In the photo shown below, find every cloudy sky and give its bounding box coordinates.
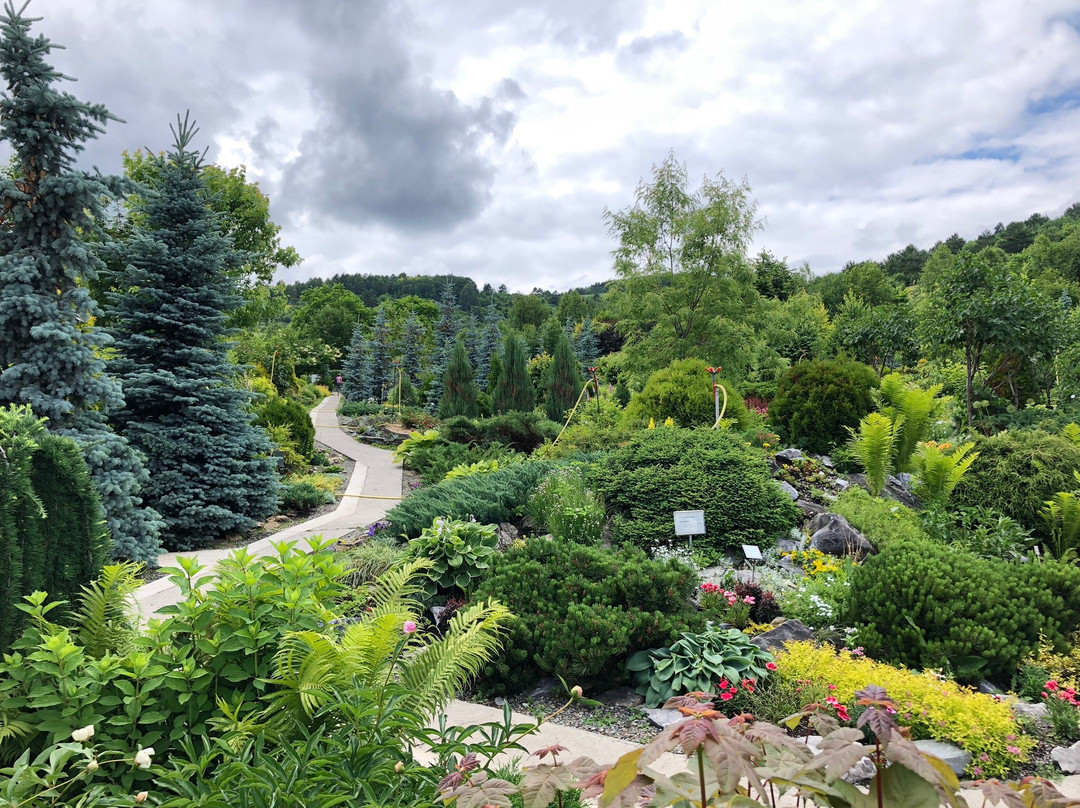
[24,0,1080,291]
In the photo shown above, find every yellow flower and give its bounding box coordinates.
[648,417,655,429]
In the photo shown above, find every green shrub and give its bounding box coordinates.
[589,429,798,555]
[537,394,630,458]
[626,625,775,707]
[339,400,386,418]
[441,412,561,454]
[473,539,701,692]
[830,486,930,551]
[406,517,498,600]
[340,540,405,587]
[953,429,1080,536]
[279,481,333,510]
[768,358,878,455]
[625,359,750,429]
[256,395,315,460]
[850,539,1080,681]
[528,466,606,545]
[0,406,109,650]
[386,461,557,539]
[405,439,515,486]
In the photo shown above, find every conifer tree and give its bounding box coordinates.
[0,5,162,562]
[477,298,502,390]
[107,115,278,551]
[368,303,393,402]
[439,338,479,418]
[400,312,425,384]
[576,318,599,366]
[342,322,372,401]
[493,334,535,414]
[425,279,459,412]
[487,351,503,397]
[544,332,584,422]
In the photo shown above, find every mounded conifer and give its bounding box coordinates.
[107,115,278,551]
[0,5,162,562]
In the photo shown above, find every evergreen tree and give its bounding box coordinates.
[341,322,372,401]
[576,318,599,367]
[487,351,503,397]
[477,298,502,391]
[464,313,483,372]
[493,334,535,414]
[0,5,162,562]
[369,303,393,402]
[400,312,425,384]
[540,316,564,357]
[107,116,278,552]
[544,332,584,422]
[439,338,479,418]
[425,279,460,412]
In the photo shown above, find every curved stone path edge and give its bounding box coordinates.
[134,394,402,617]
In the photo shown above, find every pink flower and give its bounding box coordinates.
[742,596,756,605]
[403,620,417,634]
[765,661,778,672]
[825,696,839,707]
[720,691,734,701]
[718,679,730,690]
[827,684,837,691]
[836,706,850,721]
[1007,746,1022,755]
[1047,680,1059,691]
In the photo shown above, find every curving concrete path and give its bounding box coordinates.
[134,394,402,617]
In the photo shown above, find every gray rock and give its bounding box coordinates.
[749,619,815,653]
[430,606,447,626]
[495,522,520,551]
[778,481,800,500]
[1052,741,1080,774]
[891,472,913,489]
[814,455,835,469]
[807,513,874,559]
[913,740,972,776]
[805,736,877,783]
[644,708,683,728]
[774,448,804,464]
[845,473,918,509]
[525,677,561,700]
[595,686,644,708]
[777,537,801,553]
[796,499,826,518]
[832,478,850,491]
[494,697,506,707]
[1011,701,1048,720]
[978,680,1003,695]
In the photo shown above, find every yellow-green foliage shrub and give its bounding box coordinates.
[775,642,1032,777]
[286,472,342,496]
[831,486,930,550]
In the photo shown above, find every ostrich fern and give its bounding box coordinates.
[849,412,903,496]
[910,441,978,507]
[269,559,510,724]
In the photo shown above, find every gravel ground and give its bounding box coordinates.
[501,691,659,745]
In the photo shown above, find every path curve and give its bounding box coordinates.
[134,394,401,617]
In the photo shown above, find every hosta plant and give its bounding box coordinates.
[406,517,498,600]
[626,625,775,708]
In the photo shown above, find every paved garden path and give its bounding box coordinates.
[134,394,402,617]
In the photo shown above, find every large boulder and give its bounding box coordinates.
[774,448,804,464]
[750,619,814,653]
[913,740,971,776]
[844,473,918,509]
[807,512,874,559]
[1052,741,1080,774]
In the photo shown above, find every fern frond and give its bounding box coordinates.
[73,562,142,658]
[365,557,430,621]
[270,630,343,717]
[1042,492,1080,560]
[1063,423,1080,446]
[400,598,511,716]
[849,413,902,496]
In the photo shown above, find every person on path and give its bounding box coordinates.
[335,374,343,391]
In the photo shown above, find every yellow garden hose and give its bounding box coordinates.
[712,383,729,429]
[552,379,599,446]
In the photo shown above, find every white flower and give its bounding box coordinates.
[71,725,95,743]
[133,747,155,769]
[86,758,99,773]
[135,792,149,804]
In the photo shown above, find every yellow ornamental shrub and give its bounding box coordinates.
[775,642,1031,778]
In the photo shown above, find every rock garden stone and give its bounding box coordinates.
[1052,741,1080,774]
[595,686,644,708]
[912,740,971,776]
[807,512,873,559]
[1010,700,1048,719]
[495,522,520,551]
[832,478,849,491]
[778,480,800,500]
[795,499,826,518]
[644,707,684,728]
[749,619,814,653]
[805,736,876,783]
[774,448,804,464]
[845,473,918,508]
[525,677,561,700]
[813,454,835,468]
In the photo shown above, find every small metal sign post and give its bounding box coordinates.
[742,544,763,582]
[674,510,706,552]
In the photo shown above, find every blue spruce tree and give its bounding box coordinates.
[368,303,393,402]
[342,322,373,402]
[424,278,459,412]
[0,5,162,562]
[576,317,599,367]
[400,312,425,384]
[106,115,279,552]
[476,297,502,391]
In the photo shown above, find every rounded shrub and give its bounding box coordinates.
[952,429,1080,536]
[255,395,315,460]
[850,539,1080,682]
[589,428,799,555]
[768,358,878,455]
[625,359,750,429]
[473,539,701,692]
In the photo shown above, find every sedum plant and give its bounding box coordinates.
[406,517,498,600]
[626,625,775,708]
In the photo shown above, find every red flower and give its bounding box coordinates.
[720,691,734,701]
[765,662,778,672]
[1047,680,1059,691]
[718,679,730,690]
